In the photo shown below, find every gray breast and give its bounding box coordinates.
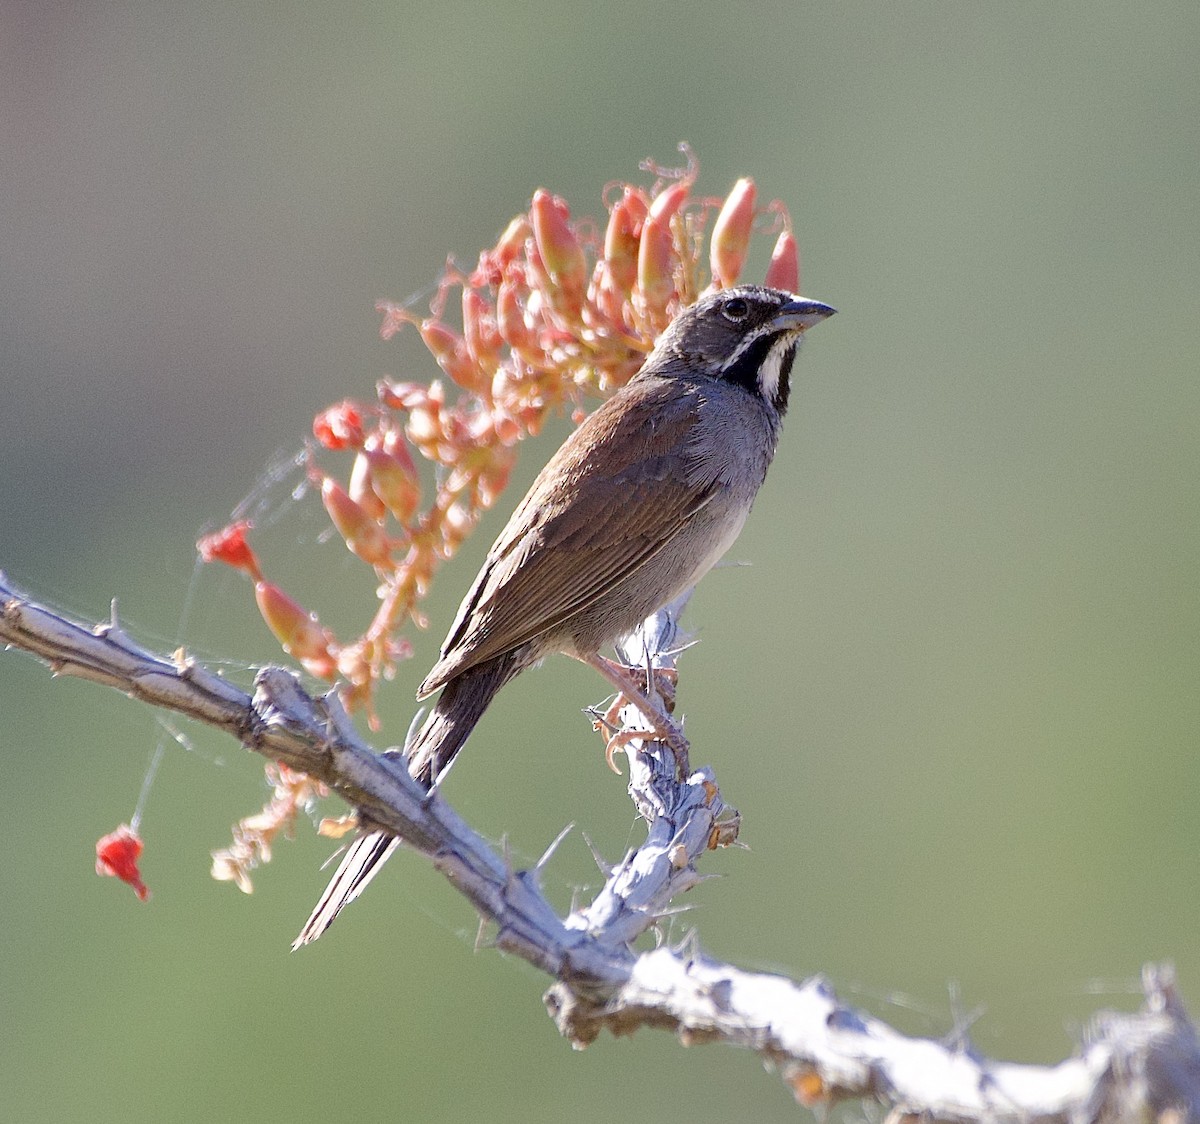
[563,378,780,655]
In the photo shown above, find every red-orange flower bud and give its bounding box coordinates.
[494,215,531,270]
[531,189,587,316]
[522,239,553,300]
[439,502,475,556]
[490,408,522,446]
[378,380,427,411]
[472,215,532,287]
[254,581,336,677]
[320,477,391,566]
[764,230,800,293]
[647,180,689,224]
[637,209,677,326]
[603,188,648,293]
[462,289,502,369]
[417,318,455,362]
[363,440,421,524]
[348,452,387,520]
[476,451,515,508]
[519,402,546,436]
[406,401,441,448]
[381,427,416,474]
[496,279,535,352]
[418,319,487,394]
[197,521,262,581]
[710,177,757,289]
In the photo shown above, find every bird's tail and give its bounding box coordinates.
[291,656,516,949]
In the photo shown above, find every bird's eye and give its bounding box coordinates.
[721,296,750,322]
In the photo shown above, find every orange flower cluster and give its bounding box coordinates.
[199,152,802,730]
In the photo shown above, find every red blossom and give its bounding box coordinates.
[197,521,262,580]
[312,401,366,450]
[95,824,150,902]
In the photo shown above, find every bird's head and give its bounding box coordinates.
[651,285,835,415]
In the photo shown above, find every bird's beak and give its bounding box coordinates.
[774,298,836,332]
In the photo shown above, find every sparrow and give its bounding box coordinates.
[293,284,834,947]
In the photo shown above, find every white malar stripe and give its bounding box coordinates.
[719,327,759,372]
[757,334,795,406]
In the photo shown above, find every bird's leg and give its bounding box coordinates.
[645,664,678,710]
[581,653,691,778]
[594,661,676,725]
[598,654,680,711]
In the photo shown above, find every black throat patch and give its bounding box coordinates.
[719,334,798,416]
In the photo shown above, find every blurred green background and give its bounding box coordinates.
[3,3,1198,1120]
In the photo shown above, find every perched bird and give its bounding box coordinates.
[293,284,834,947]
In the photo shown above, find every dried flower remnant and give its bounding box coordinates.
[211,765,326,894]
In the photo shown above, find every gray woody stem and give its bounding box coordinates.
[2,571,1198,1121]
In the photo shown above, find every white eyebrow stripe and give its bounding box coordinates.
[721,318,776,368]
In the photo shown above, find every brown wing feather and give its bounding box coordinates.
[419,374,709,695]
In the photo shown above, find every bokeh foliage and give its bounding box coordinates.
[2,3,1198,1121]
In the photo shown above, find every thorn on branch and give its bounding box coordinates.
[536,823,575,874]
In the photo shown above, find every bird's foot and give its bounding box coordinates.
[584,654,691,779]
[602,726,691,777]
